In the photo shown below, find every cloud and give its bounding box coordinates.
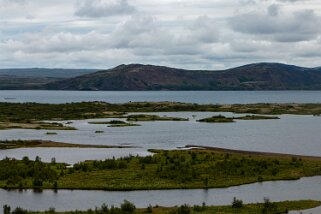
[229,6,321,42]
[75,0,136,17]
[2,0,321,69]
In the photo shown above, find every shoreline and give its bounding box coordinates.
[184,145,321,161]
[0,140,137,150]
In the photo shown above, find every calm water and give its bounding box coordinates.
[1,112,321,163]
[1,90,321,104]
[1,91,321,213]
[0,176,321,213]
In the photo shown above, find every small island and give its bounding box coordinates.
[89,120,140,127]
[0,121,76,130]
[234,115,280,120]
[127,114,189,122]
[197,115,234,123]
[198,114,280,123]
[0,140,134,150]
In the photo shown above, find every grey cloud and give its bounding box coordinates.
[276,0,301,2]
[230,7,321,42]
[267,4,280,16]
[75,0,136,18]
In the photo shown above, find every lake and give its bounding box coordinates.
[1,176,321,213]
[1,112,321,163]
[1,90,321,104]
[1,90,321,213]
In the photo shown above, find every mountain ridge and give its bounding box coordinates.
[44,62,321,91]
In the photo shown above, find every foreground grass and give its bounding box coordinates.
[1,149,321,190]
[5,200,321,214]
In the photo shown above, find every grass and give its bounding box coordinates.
[0,121,76,130]
[197,115,234,123]
[46,132,57,135]
[8,200,321,214]
[0,140,134,150]
[0,102,321,126]
[1,148,321,190]
[234,115,280,120]
[89,120,141,127]
[198,114,280,123]
[126,114,189,122]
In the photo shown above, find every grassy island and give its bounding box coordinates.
[0,102,320,125]
[198,114,280,123]
[89,120,140,127]
[1,148,321,190]
[4,200,321,214]
[0,140,134,150]
[234,115,280,120]
[197,115,234,123]
[0,121,76,131]
[126,114,189,122]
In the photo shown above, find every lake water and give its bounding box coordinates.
[0,176,321,213]
[1,91,321,213]
[1,90,321,104]
[1,112,321,163]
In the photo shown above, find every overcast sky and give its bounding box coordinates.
[1,0,321,69]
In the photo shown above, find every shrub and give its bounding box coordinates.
[232,197,243,208]
[121,200,136,213]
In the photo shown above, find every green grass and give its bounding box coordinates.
[89,120,127,125]
[234,115,280,120]
[89,120,140,127]
[8,200,321,214]
[46,132,57,135]
[126,114,189,122]
[197,115,234,123]
[2,149,321,190]
[198,114,280,123]
[0,102,321,124]
[0,140,132,150]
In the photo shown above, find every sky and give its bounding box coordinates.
[0,0,321,70]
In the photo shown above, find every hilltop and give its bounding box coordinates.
[45,63,321,90]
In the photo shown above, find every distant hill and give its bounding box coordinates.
[0,68,98,78]
[0,68,98,89]
[44,63,321,90]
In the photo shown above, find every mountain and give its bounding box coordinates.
[44,63,321,90]
[0,68,98,78]
[0,68,98,89]
[0,75,62,90]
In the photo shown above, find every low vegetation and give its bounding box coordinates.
[1,149,321,190]
[89,120,140,127]
[0,121,76,131]
[126,114,188,122]
[0,140,133,150]
[198,114,280,123]
[0,102,320,125]
[3,199,321,214]
[197,115,234,123]
[234,115,280,120]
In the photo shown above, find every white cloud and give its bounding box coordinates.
[1,0,321,69]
